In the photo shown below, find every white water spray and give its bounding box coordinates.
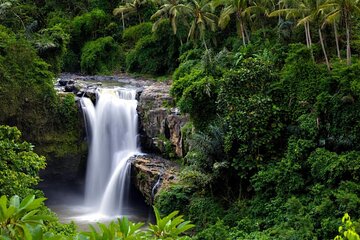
[81,88,139,217]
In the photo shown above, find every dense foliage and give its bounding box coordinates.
[0,126,45,197]
[1,0,360,239]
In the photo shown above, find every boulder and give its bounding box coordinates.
[131,155,178,204]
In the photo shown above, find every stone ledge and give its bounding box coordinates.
[130,155,179,205]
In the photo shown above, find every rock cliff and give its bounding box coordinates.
[138,84,189,158]
[131,155,179,204]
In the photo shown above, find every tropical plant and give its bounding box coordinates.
[0,0,27,30]
[77,208,194,240]
[0,125,46,197]
[321,0,360,65]
[272,0,331,69]
[150,0,183,35]
[217,0,255,46]
[176,0,218,49]
[33,24,70,73]
[78,217,145,240]
[270,0,314,48]
[0,195,54,239]
[80,36,124,74]
[113,0,149,26]
[148,206,194,239]
[334,213,360,240]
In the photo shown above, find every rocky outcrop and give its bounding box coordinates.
[131,155,179,204]
[138,84,189,157]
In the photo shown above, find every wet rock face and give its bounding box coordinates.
[131,155,178,204]
[138,84,189,157]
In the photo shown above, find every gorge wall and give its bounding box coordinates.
[40,76,187,203]
[137,84,189,158]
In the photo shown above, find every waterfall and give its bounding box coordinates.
[80,87,139,216]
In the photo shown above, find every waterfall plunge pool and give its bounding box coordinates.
[39,180,152,231]
[40,87,154,230]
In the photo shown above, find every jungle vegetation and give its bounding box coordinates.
[0,0,360,239]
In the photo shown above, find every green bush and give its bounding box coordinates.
[308,149,360,186]
[171,68,204,102]
[125,20,179,75]
[217,58,283,179]
[125,35,160,74]
[34,24,70,74]
[0,126,46,197]
[154,185,192,216]
[188,196,224,230]
[122,22,153,49]
[334,213,360,240]
[178,76,218,128]
[280,44,327,120]
[71,8,109,42]
[0,195,55,239]
[172,60,201,81]
[81,36,124,74]
[78,207,194,240]
[193,220,231,240]
[0,26,57,138]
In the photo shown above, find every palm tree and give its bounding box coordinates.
[270,0,318,48]
[113,0,148,28]
[271,0,334,69]
[151,0,184,34]
[177,0,218,49]
[298,0,331,70]
[247,0,277,36]
[217,0,253,46]
[321,0,360,65]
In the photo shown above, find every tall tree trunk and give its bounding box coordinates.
[244,26,250,44]
[305,24,310,48]
[319,28,330,71]
[307,22,312,47]
[203,37,209,51]
[345,13,351,65]
[334,22,341,59]
[239,20,246,46]
[121,12,125,30]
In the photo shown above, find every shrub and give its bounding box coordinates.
[0,126,46,197]
[125,35,161,74]
[193,220,231,240]
[148,206,194,239]
[334,213,360,240]
[0,195,55,239]
[122,22,153,49]
[71,8,109,43]
[172,60,201,81]
[125,20,179,75]
[80,36,124,74]
[78,207,194,240]
[217,58,283,179]
[0,26,57,137]
[178,76,218,128]
[154,185,192,216]
[188,196,224,230]
[34,24,70,74]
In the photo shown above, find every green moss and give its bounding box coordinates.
[36,131,86,158]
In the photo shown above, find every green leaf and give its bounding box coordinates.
[19,195,35,209]
[9,195,20,209]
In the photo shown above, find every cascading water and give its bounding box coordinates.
[81,87,140,217]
